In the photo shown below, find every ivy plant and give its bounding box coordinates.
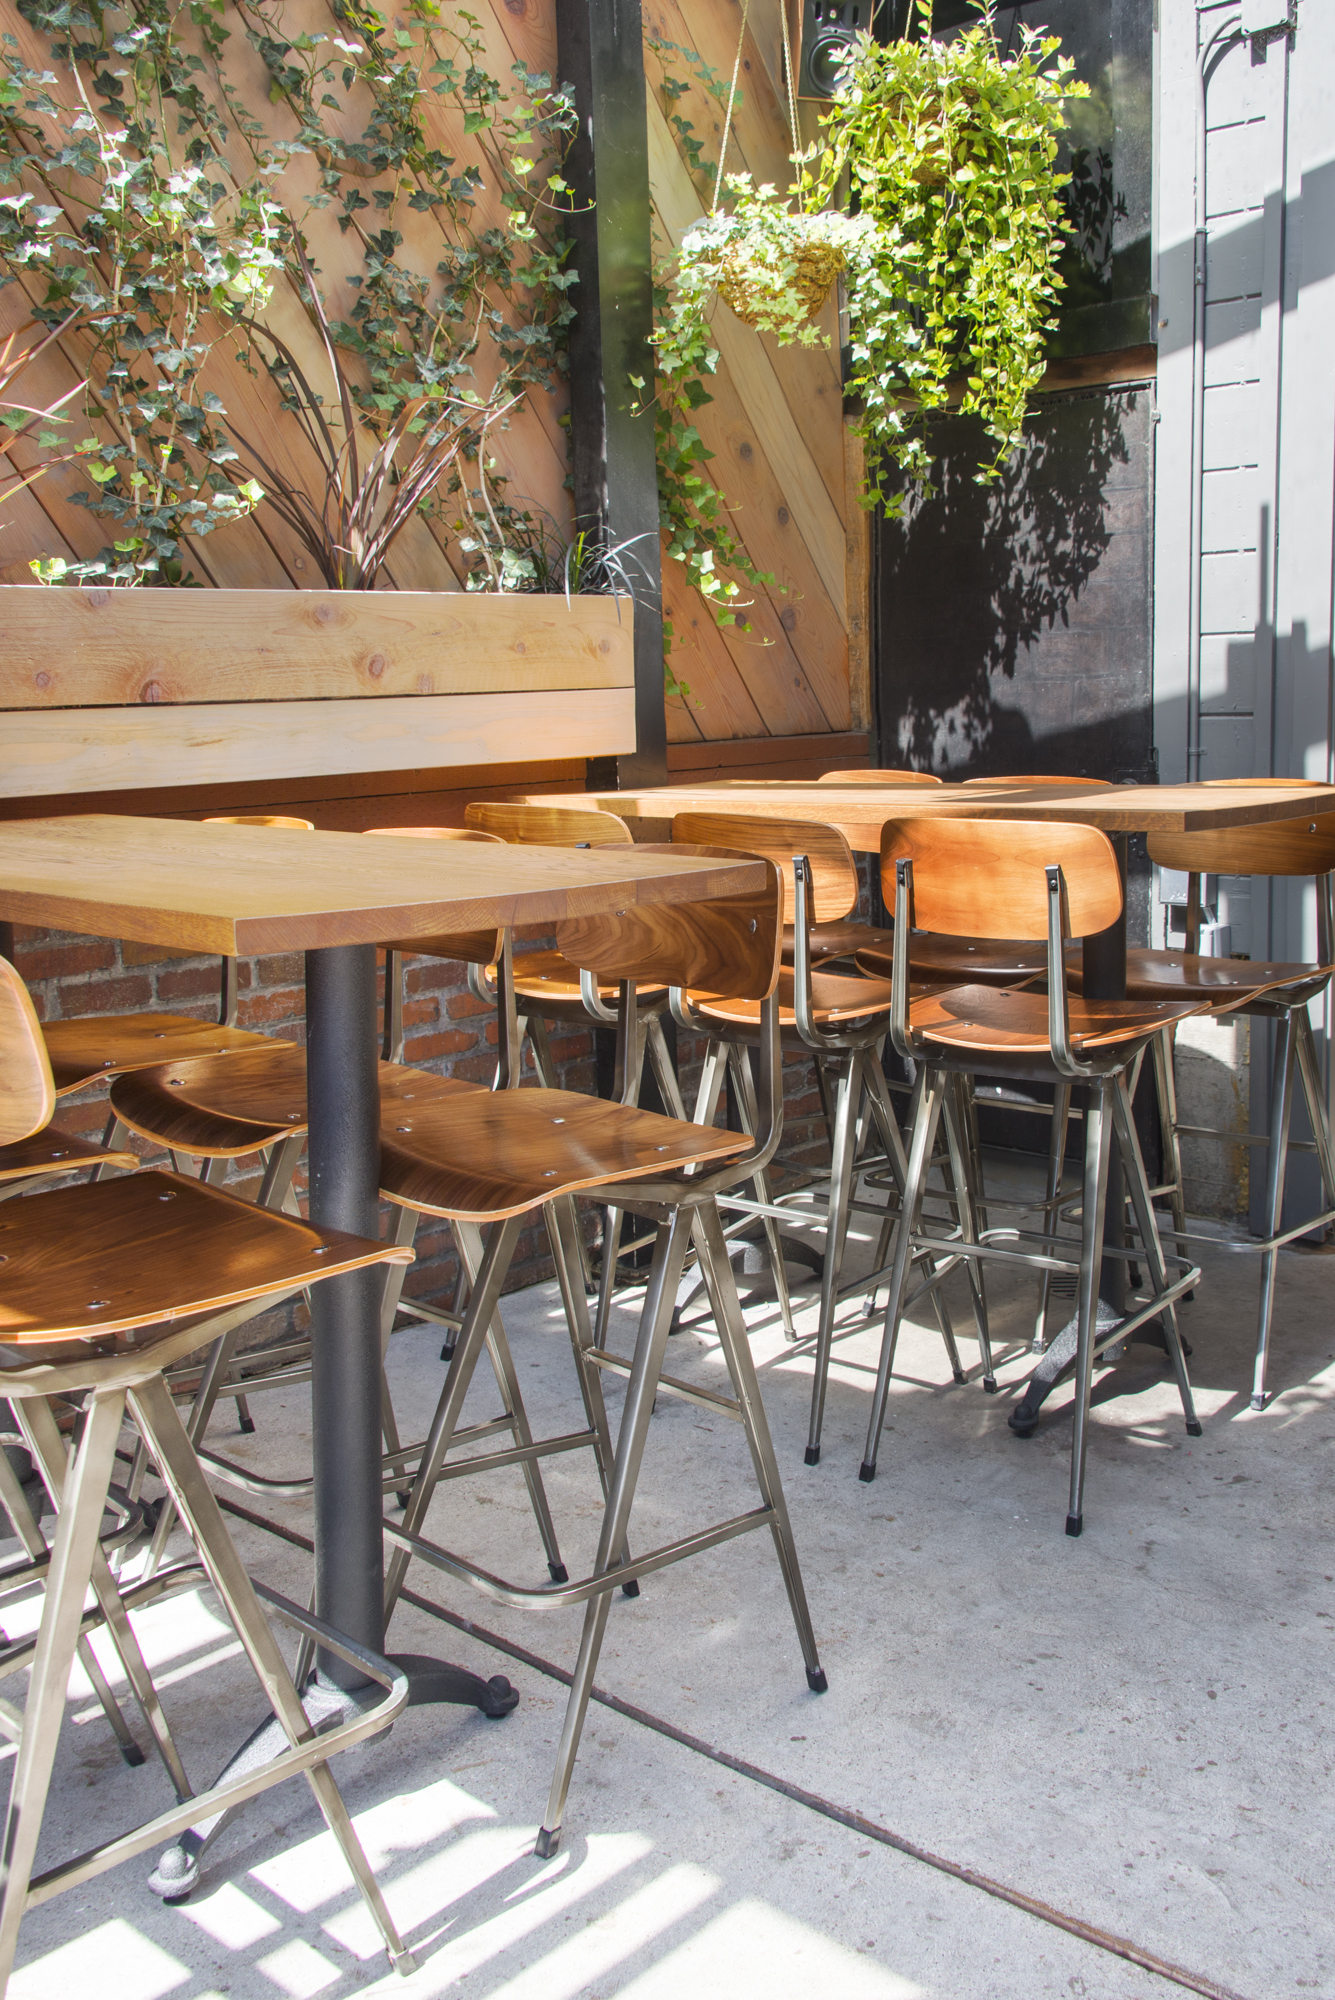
[0,0,577,585]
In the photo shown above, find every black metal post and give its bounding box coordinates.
[558,0,666,788]
[304,943,383,1686]
[1081,834,1128,1312]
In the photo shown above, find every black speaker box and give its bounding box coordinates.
[796,0,866,99]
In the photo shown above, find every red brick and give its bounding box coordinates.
[254,953,304,987]
[237,988,305,1027]
[445,989,494,1021]
[69,974,154,1014]
[400,1028,475,1062]
[156,965,224,1003]
[17,939,117,982]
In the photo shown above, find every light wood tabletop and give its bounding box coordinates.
[527,780,1335,851]
[0,815,769,956]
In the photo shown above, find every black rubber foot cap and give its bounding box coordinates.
[534,1826,560,1860]
[952,1368,967,1385]
[983,1377,998,1394]
[119,1742,146,1768]
[621,1578,640,1599]
[549,1562,569,1584]
[806,1666,829,1694]
[1251,1393,1267,1411]
[440,1341,455,1364]
[1008,1406,1038,1438]
[804,1445,821,1467]
[858,1460,876,1483]
[1065,1513,1083,1538]
[238,1415,256,1435]
[1186,1422,1203,1437]
[482,1675,519,1719]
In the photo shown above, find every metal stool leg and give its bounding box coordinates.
[535,1208,695,1858]
[727,1041,797,1340]
[16,1397,193,1799]
[1066,1081,1113,1538]
[1110,1077,1201,1438]
[1033,1082,1072,1353]
[129,1375,411,1973]
[0,1390,129,1992]
[1150,1026,1190,1272]
[942,1076,994,1389]
[859,1066,948,1481]
[804,1048,866,1462]
[697,1203,826,1688]
[1253,1012,1297,1410]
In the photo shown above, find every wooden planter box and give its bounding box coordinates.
[0,587,635,800]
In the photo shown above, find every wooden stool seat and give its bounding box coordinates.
[785,916,895,964]
[696,963,906,1030]
[858,936,1046,984]
[907,983,1204,1064]
[0,1127,137,1185]
[1092,946,1324,1009]
[42,1015,290,1095]
[0,1168,404,1343]
[111,1049,479,1159]
[508,945,668,1008]
[379,1085,748,1222]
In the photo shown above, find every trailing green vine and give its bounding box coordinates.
[804,2,1085,503]
[639,36,776,678]
[0,0,577,584]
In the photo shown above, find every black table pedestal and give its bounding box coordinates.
[148,944,515,1902]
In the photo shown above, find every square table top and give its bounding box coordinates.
[527,780,1335,851]
[0,815,769,956]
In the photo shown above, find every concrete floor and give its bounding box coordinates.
[7,1153,1335,2000]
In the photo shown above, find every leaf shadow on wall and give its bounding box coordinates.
[877,389,1133,775]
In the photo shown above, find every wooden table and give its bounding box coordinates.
[525,778,1335,851]
[0,816,767,1695]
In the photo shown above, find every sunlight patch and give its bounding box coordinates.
[10,1918,190,1999]
[614,1898,925,1998]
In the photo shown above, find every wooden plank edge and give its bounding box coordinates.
[0,689,637,799]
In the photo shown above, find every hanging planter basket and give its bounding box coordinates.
[678,181,875,347]
[717,216,847,329]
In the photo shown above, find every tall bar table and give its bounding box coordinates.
[0,816,768,1873]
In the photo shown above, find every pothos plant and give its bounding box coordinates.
[803,1,1087,505]
[0,0,577,585]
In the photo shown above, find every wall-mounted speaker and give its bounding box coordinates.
[797,0,865,100]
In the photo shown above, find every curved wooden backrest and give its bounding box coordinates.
[1203,776,1332,786]
[671,812,857,924]
[817,768,944,786]
[555,845,782,1001]
[0,957,55,1146]
[959,775,1112,789]
[363,823,503,963]
[1149,813,1335,879]
[203,813,316,829]
[465,801,633,846]
[364,825,503,842]
[880,818,1122,941]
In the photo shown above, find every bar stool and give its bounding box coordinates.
[0,956,415,1984]
[462,801,681,1105]
[671,814,990,1458]
[374,848,826,1856]
[364,825,507,1065]
[959,776,1113,788]
[106,1043,573,1578]
[1079,810,1335,1409]
[859,816,1206,1534]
